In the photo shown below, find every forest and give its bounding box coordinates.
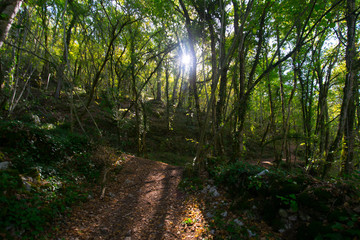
[0,0,359,239]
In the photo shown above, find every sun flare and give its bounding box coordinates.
[181,54,192,67]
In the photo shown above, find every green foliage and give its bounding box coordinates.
[0,120,101,239]
[182,218,195,226]
[178,176,203,192]
[148,151,192,167]
[276,194,298,212]
[210,161,266,196]
[211,159,360,238]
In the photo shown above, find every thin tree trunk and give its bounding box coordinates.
[156,57,162,101]
[165,62,170,130]
[55,0,75,99]
[171,64,181,107]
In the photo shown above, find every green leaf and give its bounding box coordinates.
[331,222,344,231]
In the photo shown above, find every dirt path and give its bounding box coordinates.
[55,155,207,240]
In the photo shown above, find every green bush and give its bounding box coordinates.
[0,120,101,239]
[210,159,360,238]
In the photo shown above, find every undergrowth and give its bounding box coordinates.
[0,120,103,239]
[208,160,360,239]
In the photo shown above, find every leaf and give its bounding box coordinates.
[331,222,344,231]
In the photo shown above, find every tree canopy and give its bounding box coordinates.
[0,0,359,177]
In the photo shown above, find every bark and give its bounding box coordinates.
[156,58,162,101]
[55,12,76,99]
[315,44,338,166]
[171,64,181,106]
[40,1,50,86]
[215,0,228,155]
[178,0,201,128]
[0,0,23,49]
[165,62,170,130]
[324,0,357,176]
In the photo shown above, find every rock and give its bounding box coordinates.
[353,206,360,213]
[234,218,244,226]
[124,179,134,185]
[256,169,269,177]
[109,192,116,197]
[21,176,32,191]
[279,209,288,218]
[247,229,256,237]
[23,181,31,191]
[221,211,227,217]
[279,228,285,233]
[32,114,41,125]
[0,161,10,170]
[288,215,297,221]
[285,223,292,230]
[206,212,214,218]
[208,186,220,197]
[299,211,310,221]
[87,194,93,199]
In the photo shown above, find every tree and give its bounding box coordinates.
[0,0,23,49]
[324,0,358,176]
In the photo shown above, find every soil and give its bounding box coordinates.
[54,155,210,240]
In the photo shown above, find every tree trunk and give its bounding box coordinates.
[156,58,162,101]
[0,0,23,49]
[165,62,170,130]
[54,2,76,99]
[171,64,181,107]
[178,0,201,128]
[324,0,357,177]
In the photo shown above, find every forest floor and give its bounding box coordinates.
[52,154,279,240]
[53,155,209,240]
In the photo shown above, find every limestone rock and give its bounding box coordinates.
[0,161,10,170]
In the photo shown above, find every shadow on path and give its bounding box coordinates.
[55,156,185,240]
